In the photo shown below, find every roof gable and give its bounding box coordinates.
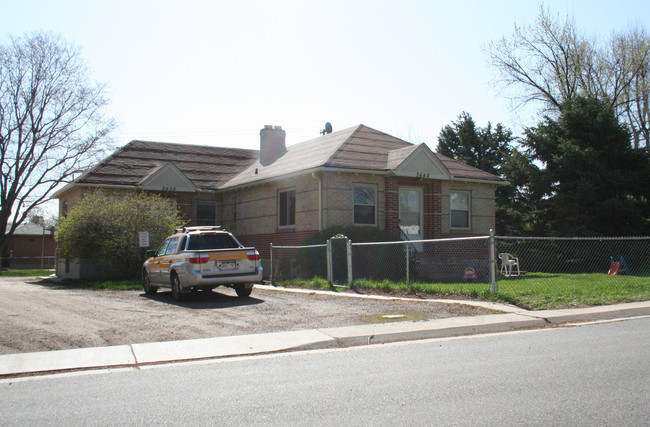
[139,162,197,192]
[389,144,451,179]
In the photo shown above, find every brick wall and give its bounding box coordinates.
[8,235,56,268]
[321,171,385,230]
[385,177,495,239]
[385,176,440,239]
[439,181,496,236]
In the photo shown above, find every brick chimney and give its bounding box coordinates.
[259,125,286,166]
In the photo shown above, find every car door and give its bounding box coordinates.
[158,237,180,284]
[149,238,171,284]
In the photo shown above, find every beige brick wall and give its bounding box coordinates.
[220,171,387,237]
[221,173,321,236]
[321,171,385,230]
[439,181,496,235]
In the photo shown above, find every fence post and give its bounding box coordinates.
[270,243,274,285]
[326,238,332,284]
[489,229,497,294]
[346,238,352,285]
[405,242,410,285]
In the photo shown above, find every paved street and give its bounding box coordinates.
[2,316,648,425]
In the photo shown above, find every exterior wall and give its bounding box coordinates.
[6,234,56,269]
[439,181,496,236]
[384,177,496,239]
[321,171,385,231]
[56,186,211,225]
[220,171,388,258]
[385,176,440,239]
[220,173,322,259]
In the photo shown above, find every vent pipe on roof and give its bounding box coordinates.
[260,125,286,166]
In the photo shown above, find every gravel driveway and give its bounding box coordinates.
[0,276,491,355]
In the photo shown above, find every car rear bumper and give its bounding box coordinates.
[181,266,263,289]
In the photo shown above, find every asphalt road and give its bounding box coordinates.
[2,316,648,425]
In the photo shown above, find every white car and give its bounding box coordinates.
[142,226,263,301]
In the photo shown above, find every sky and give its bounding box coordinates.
[1,0,648,153]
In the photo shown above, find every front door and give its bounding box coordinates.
[399,187,423,251]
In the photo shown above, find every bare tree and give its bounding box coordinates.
[486,7,650,148]
[0,32,115,255]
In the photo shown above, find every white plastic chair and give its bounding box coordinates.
[499,253,520,277]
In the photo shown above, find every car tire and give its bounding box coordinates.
[171,272,185,302]
[143,271,158,295]
[235,284,253,298]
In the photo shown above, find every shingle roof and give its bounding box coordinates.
[61,125,503,196]
[74,140,259,191]
[435,153,505,182]
[223,125,503,188]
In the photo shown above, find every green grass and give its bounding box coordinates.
[277,273,650,310]
[0,269,54,277]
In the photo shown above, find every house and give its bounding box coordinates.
[53,124,504,278]
[1,222,56,269]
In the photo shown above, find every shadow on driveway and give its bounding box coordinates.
[140,289,264,309]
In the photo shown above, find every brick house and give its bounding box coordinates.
[2,222,56,269]
[53,124,504,278]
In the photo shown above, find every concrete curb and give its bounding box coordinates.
[1,301,649,378]
[316,313,547,347]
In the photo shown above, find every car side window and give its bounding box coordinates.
[156,239,170,257]
[165,237,180,255]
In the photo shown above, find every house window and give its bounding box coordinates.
[354,185,376,225]
[279,189,296,227]
[450,191,470,229]
[196,194,216,226]
[233,198,237,223]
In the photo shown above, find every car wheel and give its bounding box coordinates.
[235,284,253,298]
[171,272,185,302]
[143,271,158,295]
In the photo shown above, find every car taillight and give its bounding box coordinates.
[189,254,210,264]
[247,250,260,261]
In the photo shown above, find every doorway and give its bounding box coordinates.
[399,187,423,251]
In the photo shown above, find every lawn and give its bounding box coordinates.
[277,273,650,310]
[0,269,54,277]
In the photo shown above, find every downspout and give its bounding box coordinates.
[312,172,322,231]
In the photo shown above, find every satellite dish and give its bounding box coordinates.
[320,122,333,135]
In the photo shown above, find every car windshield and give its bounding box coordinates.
[186,233,239,250]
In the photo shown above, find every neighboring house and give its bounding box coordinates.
[1,223,56,269]
[53,124,505,278]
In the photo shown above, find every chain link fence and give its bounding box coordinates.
[494,235,650,284]
[271,233,650,294]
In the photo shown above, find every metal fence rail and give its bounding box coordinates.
[270,232,650,294]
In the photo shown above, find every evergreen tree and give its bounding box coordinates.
[520,96,649,236]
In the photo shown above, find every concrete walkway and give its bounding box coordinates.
[1,293,649,378]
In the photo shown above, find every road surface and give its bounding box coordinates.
[1,316,648,425]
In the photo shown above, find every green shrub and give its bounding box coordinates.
[57,191,185,279]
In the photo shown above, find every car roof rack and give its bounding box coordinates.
[175,226,224,233]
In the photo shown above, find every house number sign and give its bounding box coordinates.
[416,172,430,179]
[161,186,177,192]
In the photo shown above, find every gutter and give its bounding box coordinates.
[312,172,322,231]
